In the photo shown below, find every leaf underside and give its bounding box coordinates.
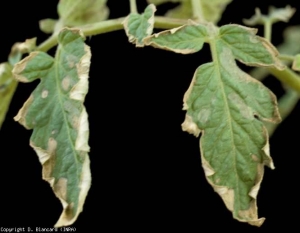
[146,22,282,226]
[12,28,91,227]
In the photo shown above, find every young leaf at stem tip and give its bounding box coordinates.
[12,28,91,227]
[123,4,156,47]
[146,22,283,226]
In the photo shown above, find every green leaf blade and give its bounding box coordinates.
[145,23,208,54]
[183,53,279,226]
[219,25,284,69]
[181,23,281,226]
[13,28,91,227]
[123,4,156,47]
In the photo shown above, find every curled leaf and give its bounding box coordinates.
[123,4,156,47]
[13,28,91,227]
[0,38,36,129]
[9,38,36,66]
[145,21,208,53]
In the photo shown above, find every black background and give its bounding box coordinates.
[1,0,300,231]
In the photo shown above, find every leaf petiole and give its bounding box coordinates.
[191,0,205,22]
[264,19,272,41]
[129,0,138,13]
[37,16,187,52]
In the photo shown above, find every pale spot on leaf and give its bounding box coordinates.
[67,55,77,68]
[180,22,281,227]
[54,178,68,201]
[42,90,48,98]
[62,76,71,91]
[251,154,259,162]
[198,108,210,124]
[13,29,91,228]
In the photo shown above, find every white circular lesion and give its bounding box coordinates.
[42,89,49,98]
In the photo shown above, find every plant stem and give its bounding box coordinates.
[264,20,272,41]
[249,67,269,81]
[79,18,126,36]
[37,17,187,52]
[37,34,58,52]
[36,15,300,100]
[269,67,300,95]
[279,54,295,62]
[154,16,187,29]
[129,0,138,13]
[191,0,204,22]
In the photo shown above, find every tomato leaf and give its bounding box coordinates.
[12,28,91,227]
[123,4,156,47]
[146,22,283,226]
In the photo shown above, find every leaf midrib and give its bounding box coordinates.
[211,40,241,214]
[54,46,79,182]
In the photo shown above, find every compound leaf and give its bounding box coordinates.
[12,28,91,227]
[123,4,156,47]
[147,23,282,226]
